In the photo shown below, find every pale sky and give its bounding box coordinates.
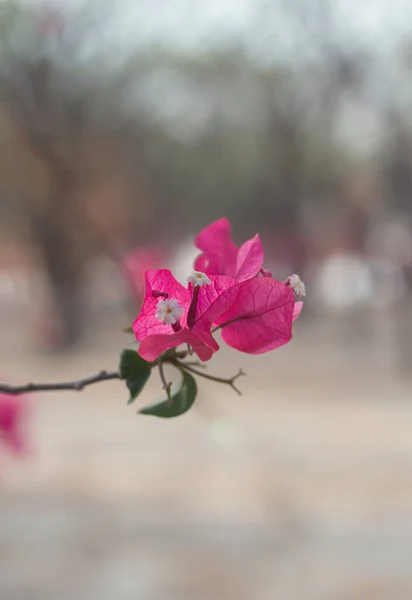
[112,0,412,60]
[19,0,412,58]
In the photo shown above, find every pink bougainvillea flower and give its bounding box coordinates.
[214,277,298,354]
[0,392,27,455]
[132,222,305,360]
[194,218,265,282]
[132,269,239,362]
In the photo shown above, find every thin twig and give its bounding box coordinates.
[0,348,186,397]
[177,363,245,395]
[158,359,172,402]
[0,371,121,395]
[181,360,206,368]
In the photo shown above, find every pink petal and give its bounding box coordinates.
[0,393,26,454]
[235,234,264,282]
[138,328,217,362]
[191,329,220,356]
[132,270,191,341]
[293,301,303,322]
[195,218,238,277]
[216,278,295,354]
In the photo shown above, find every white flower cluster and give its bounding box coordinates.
[155,298,184,325]
[187,271,212,287]
[288,274,306,297]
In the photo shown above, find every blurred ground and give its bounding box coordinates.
[1,311,412,600]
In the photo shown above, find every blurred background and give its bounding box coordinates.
[1,0,412,598]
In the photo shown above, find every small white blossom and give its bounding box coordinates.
[187,270,212,287]
[287,274,306,297]
[155,298,184,325]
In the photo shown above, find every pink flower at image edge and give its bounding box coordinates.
[0,392,28,455]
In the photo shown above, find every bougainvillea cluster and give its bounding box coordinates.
[122,218,306,417]
[133,218,304,361]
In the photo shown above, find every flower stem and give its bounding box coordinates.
[181,360,206,368]
[187,286,200,329]
[158,358,172,402]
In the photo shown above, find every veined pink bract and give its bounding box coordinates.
[215,277,296,354]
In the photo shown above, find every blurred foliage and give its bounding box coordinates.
[0,0,412,346]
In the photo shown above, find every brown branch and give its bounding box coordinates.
[0,371,121,395]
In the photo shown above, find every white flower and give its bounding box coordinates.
[155,298,184,325]
[287,274,306,297]
[187,270,212,287]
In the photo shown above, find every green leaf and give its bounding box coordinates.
[123,326,133,334]
[119,349,152,404]
[139,370,197,418]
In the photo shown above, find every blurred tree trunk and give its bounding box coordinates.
[30,188,85,350]
[2,59,90,349]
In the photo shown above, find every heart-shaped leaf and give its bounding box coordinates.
[119,349,152,404]
[139,370,197,418]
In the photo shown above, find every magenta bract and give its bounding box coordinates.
[215,277,296,354]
